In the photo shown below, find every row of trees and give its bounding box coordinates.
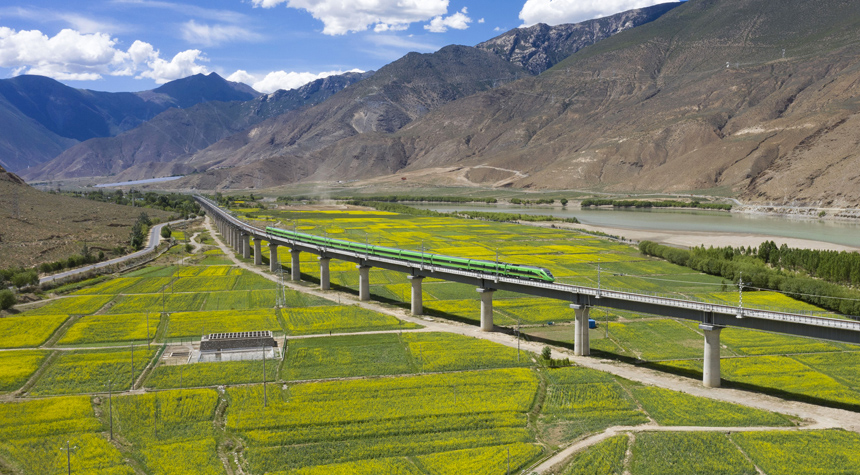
[639,241,860,316]
[74,190,201,217]
[341,195,498,204]
[582,199,732,211]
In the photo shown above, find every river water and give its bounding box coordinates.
[410,204,860,248]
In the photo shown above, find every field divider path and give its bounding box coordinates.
[203,217,860,433]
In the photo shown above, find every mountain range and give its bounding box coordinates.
[10,0,860,206]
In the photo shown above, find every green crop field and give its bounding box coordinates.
[562,435,628,475]
[283,333,415,380]
[605,319,706,361]
[165,309,282,338]
[147,359,279,389]
[0,350,50,392]
[29,347,159,395]
[631,386,792,427]
[227,368,539,473]
[25,295,113,315]
[107,293,207,314]
[0,314,68,348]
[631,432,757,474]
[732,430,860,475]
[57,312,161,345]
[403,332,531,372]
[0,396,132,474]
[282,305,420,335]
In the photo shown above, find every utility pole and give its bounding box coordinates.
[737,271,745,319]
[262,343,268,407]
[130,345,135,390]
[146,313,151,349]
[61,441,77,475]
[516,317,521,362]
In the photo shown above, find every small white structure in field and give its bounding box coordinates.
[196,330,278,363]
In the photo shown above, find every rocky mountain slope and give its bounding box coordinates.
[477,2,680,74]
[0,73,258,172]
[181,0,860,206]
[22,71,371,182]
[172,45,526,190]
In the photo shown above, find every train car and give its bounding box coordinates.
[265,226,555,282]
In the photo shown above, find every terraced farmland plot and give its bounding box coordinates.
[416,442,543,475]
[496,299,576,324]
[282,289,336,307]
[732,430,860,475]
[424,299,493,326]
[561,434,628,475]
[0,396,133,474]
[30,347,158,395]
[202,289,277,310]
[0,350,50,392]
[198,255,234,265]
[793,351,860,389]
[423,282,485,301]
[170,275,237,292]
[121,277,175,294]
[403,332,531,372]
[166,309,282,338]
[282,305,420,335]
[232,273,276,290]
[198,265,240,276]
[173,266,205,277]
[0,314,68,348]
[540,367,647,443]
[125,265,178,278]
[57,312,160,345]
[24,295,112,315]
[721,355,860,407]
[226,368,539,473]
[716,325,848,355]
[630,432,757,475]
[72,276,142,295]
[146,359,278,389]
[631,386,791,427]
[107,293,207,314]
[284,333,415,380]
[113,389,223,475]
[607,319,708,361]
[279,457,423,475]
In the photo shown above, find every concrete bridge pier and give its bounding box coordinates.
[242,234,250,259]
[572,304,591,356]
[358,265,371,301]
[477,288,495,331]
[254,239,262,265]
[700,324,724,388]
[269,243,280,272]
[408,276,424,315]
[234,230,242,253]
[290,250,301,281]
[319,257,330,290]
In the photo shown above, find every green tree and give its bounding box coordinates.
[161,226,172,239]
[0,289,15,310]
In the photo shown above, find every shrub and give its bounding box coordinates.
[0,289,15,310]
[161,226,172,239]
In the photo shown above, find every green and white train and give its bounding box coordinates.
[265,226,556,283]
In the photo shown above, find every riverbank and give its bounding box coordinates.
[542,221,860,252]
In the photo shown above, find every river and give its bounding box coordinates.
[409,204,860,250]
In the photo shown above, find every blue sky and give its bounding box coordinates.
[0,0,678,93]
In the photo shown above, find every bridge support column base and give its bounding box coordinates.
[700,324,724,388]
[242,235,250,259]
[358,265,371,301]
[269,244,280,273]
[477,288,495,332]
[319,257,330,291]
[408,276,424,315]
[254,239,262,266]
[290,250,301,281]
[572,304,590,356]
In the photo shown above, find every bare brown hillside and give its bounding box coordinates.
[0,169,172,268]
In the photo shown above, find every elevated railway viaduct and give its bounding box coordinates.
[197,196,860,388]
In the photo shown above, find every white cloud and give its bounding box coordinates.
[228,68,364,93]
[0,27,209,84]
[181,20,262,47]
[424,7,471,33]
[251,0,449,35]
[111,0,249,24]
[136,48,209,84]
[519,0,678,26]
[478,18,485,24]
